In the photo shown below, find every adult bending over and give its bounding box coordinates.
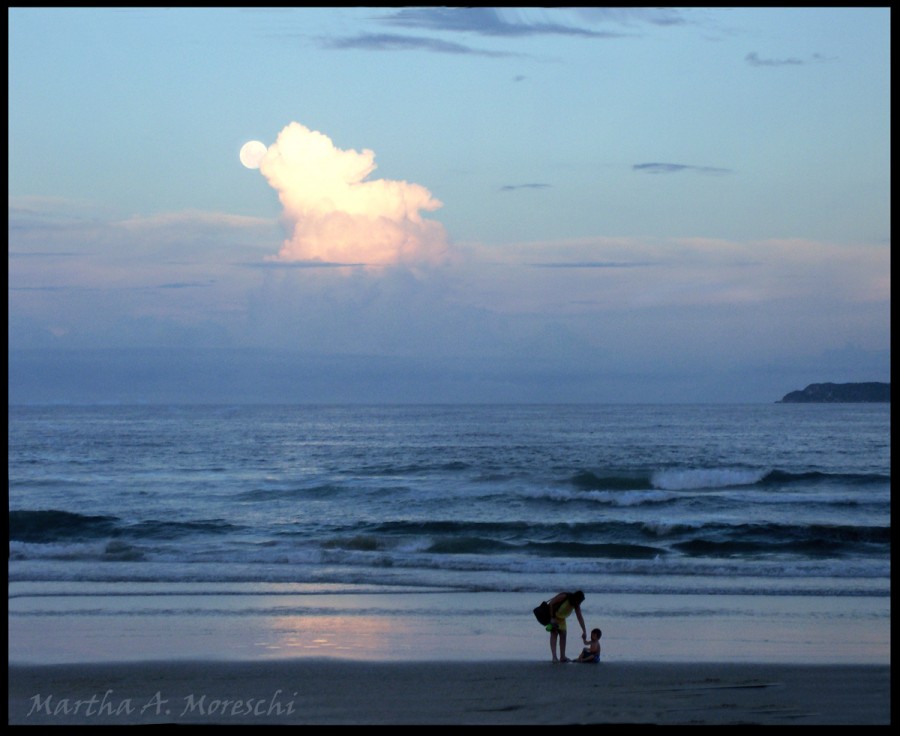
[547,590,586,662]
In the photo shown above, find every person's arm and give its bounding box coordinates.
[574,605,586,637]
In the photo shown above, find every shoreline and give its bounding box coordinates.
[9,586,890,666]
[8,658,891,725]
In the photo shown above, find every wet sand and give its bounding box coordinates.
[8,658,890,725]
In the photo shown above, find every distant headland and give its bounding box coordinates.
[777,382,890,403]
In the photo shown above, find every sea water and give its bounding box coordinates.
[8,403,891,663]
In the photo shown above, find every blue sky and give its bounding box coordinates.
[8,7,891,403]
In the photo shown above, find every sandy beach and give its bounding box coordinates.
[8,659,890,725]
[8,584,891,724]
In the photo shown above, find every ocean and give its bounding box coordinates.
[8,403,891,664]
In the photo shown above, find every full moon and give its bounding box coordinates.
[239,140,267,169]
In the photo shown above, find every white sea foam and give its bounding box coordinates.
[651,467,768,491]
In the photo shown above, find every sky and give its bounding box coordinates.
[8,7,891,404]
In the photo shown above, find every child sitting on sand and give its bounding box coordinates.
[575,628,601,663]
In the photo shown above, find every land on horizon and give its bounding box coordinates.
[777,382,889,403]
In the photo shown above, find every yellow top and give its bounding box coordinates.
[553,597,576,631]
[555,598,574,619]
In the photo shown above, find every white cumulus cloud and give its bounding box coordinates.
[259,122,448,266]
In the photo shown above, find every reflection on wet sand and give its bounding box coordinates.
[262,615,397,657]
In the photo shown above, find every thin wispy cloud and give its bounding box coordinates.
[529,261,653,269]
[321,33,515,57]
[155,281,216,290]
[10,282,210,292]
[633,163,732,175]
[745,52,834,67]
[500,183,551,192]
[244,259,365,269]
[118,210,270,231]
[320,7,692,59]
[8,251,80,258]
[457,236,890,317]
[571,8,691,27]
[379,7,626,39]
[9,285,93,292]
[8,195,99,218]
[9,206,99,234]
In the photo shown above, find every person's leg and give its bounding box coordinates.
[559,630,568,661]
[549,628,559,662]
